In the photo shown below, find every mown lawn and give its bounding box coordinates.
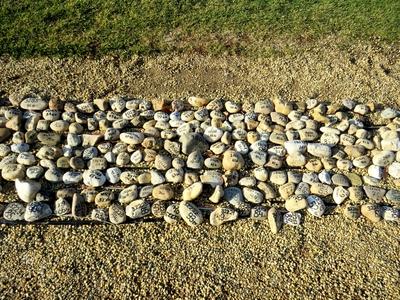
[0,0,399,57]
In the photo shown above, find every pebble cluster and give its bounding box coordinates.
[0,92,399,232]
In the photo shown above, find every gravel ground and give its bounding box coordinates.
[0,41,400,299]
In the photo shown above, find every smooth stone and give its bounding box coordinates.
[320,133,339,146]
[24,202,52,222]
[234,140,249,155]
[333,186,349,205]
[164,203,182,224]
[26,166,44,179]
[152,184,174,200]
[91,208,109,222]
[310,183,333,197]
[348,186,365,202]
[284,140,307,155]
[287,171,302,184]
[347,173,363,186]
[223,187,244,207]
[200,170,223,187]
[253,167,268,181]
[249,151,267,166]
[203,127,223,143]
[3,202,25,221]
[239,176,257,187]
[222,150,245,171]
[363,186,386,201]
[286,153,306,167]
[372,151,395,167]
[186,151,204,169]
[279,182,296,199]
[126,200,151,219]
[306,195,325,217]
[180,133,209,154]
[268,207,283,234]
[62,171,83,184]
[179,201,203,227]
[119,132,144,145]
[154,154,172,171]
[388,162,400,179]
[283,212,302,226]
[151,200,168,218]
[15,179,41,202]
[211,207,239,226]
[165,168,184,183]
[318,170,331,184]
[72,194,87,217]
[204,157,222,169]
[331,174,350,187]
[54,198,71,216]
[44,168,63,182]
[381,108,398,119]
[368,165,384,179]
[285,195,308,212]
[270,171,287,185]
[386,189,400,203]
[83,170,106,187]
[250,206,268,221]
[20,98,48,110]
[243,187,263,204]
[182,182,203,201]
[361,204,382,222]
[382,206,399,221]
[188,96,209,107]
[2,163,25,180]
[209,185,224,203]
[343,204,361,219]
[307,143,331,158]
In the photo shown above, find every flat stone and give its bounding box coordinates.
[363,186,386,201]
[2,163,25,181]
[223,187,243,207]
[307,143,331,158]
[333,186,349,205]
[182,182,203,201]
[24,202,52,222]
[306,195,325,217]
[20,98,48,110]
[83,170,106,187]
[210,207,238,226]
[283,212,302,226]
[164,203,181,224]
[343,204,361,219]
[285,195,308,212]
[152,184,174,200]
[243,187,263,204]
[372,151,395,167]
[179,201,203,227]
[386,189,400,203]
[361,204,382,222]
[331,174,350,187]
[126,200,151,219]
[310,183,333,197]
[3,202,25,221]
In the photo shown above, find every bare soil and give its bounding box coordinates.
[0,42,400,299]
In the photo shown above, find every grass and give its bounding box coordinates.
[0,0,399,57]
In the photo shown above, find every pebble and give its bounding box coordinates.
[179,201,203,227]
[307,143,331,158]
[310,183,333,197]
[224,187,244,206]
[331,174,350,187]
[283,212,302,226]
[333,186,349,205]
[24,202,52,222]
[382,206,399,221]
[54,198,71,216]
[164,203,181,224]
[372,151,395,167]
[3,202,25,221]
[361,204,382,222]
[385,189,400,203]
[118,185,138,204]
[268,208,283,234]
[222,150,244,171]
[2,163,25,180]
[20,98,48,110]
[343,204,361,219]
[15,179,41,202]
[388,162,400,178]
[186,151,204,169]
[363,186,386,201]
[182,182,203,201]
[285,195,308,212]
[306,195,325,217]
[243,187,264,204]
[210,207,238,226]
[152,184,174,200]
[126,200,151,219]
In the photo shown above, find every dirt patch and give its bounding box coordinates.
[0,43,400,299]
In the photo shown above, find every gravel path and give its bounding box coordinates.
[0,42,399,299]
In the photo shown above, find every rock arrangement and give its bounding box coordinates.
[0,92,399,232]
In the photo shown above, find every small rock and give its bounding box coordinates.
[268,207,283,234]
[363,186,386,201]
[306,195,326,217]
[333,186,350,205]
[15,179,41,202]
[179,201,203,227]
[164,203,181,224]
[210,207,238,226]
[343,204,361,219]
[361,204,382,222]
[126,200,151,219]
[83,170,106,187]
[3,202,25,221]
[285,195,308,212]
[283,212,302,226]
[222,150,245,171]
[24,202,52,222]
[152,184,174,200]
[54,198,71,216]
